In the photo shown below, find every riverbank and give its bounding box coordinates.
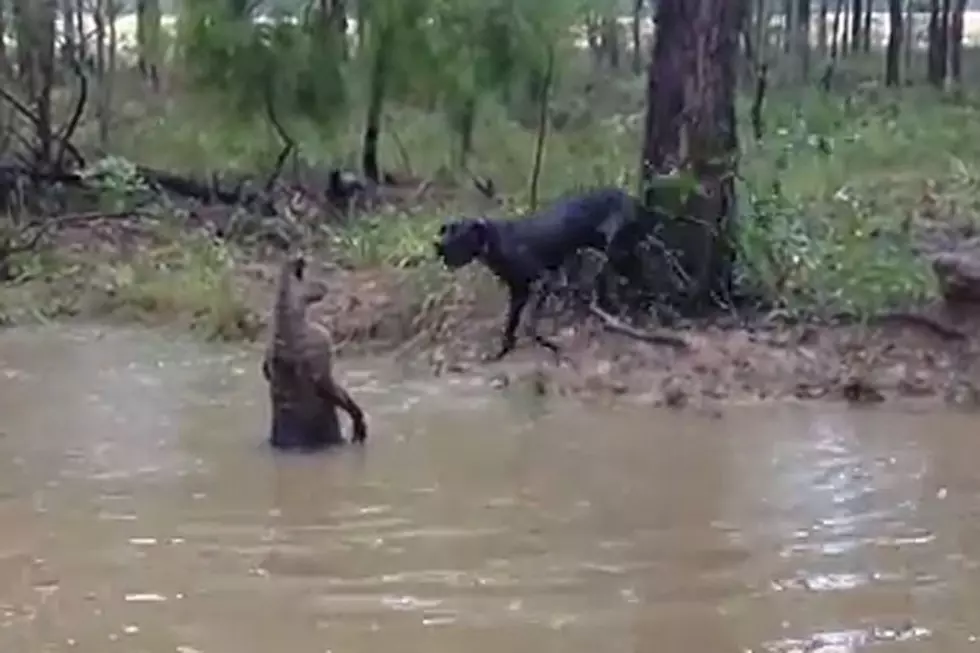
[1,210,978,413]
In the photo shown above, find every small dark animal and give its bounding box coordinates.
[433,187,643,361]
[262,253,368,451]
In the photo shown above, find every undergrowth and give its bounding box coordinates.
[6,52,980,340]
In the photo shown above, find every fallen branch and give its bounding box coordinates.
[869,310,968,342]
[1,209,149,258]
[587,302,689,349]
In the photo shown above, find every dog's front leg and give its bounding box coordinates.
[486,284,530,362]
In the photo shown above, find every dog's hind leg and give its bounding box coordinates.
[524,276,563,360]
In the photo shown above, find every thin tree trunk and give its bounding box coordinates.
[528,47,554,212]
[362,26,390,183]
[950,0,967,84]
[862,0,873,52]
[904,0,913,72]
[74,0,85,64]
[755,0,767,60]
[94,0,109,147]
[850,0,862,53]
[885,0,902,85]
[927,0,942,85]
[797,0,810,80]
[0,0,8,75]
[818,0,829,55]
[641,0,742,312]
[832,0,845,58]
[632,0,643,74]
[60,0,75,64]
[939,0,951,81]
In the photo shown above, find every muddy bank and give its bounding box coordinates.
[234,259,980,411]
[3,222,980,410]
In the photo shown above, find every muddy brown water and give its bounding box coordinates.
[0,326,979,652]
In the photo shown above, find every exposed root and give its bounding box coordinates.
[587,302,689,350]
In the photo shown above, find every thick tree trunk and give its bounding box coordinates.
[885,0,902,85]
[641,0,741,313]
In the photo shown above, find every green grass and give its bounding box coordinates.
[12,48,980,339]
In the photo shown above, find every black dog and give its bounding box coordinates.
[434,187,643,361]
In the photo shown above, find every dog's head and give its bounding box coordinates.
[433,218,491,269]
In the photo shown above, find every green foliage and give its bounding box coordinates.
[176,0,346,130]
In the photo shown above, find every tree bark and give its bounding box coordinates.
[950,0,967,84]
[885,0,902,85]
[904,0,913,72]
[0,0,8,75]
[641,0,742,313]
[796,0,810,80]
[862,0,873,52]
[832,0,845,58]
[818,0,829,55]
[850,0,862,52]
[632,0,644,74]
[927,0,943,85]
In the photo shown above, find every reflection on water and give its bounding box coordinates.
[0,325,978,652]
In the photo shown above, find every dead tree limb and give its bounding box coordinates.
[587,302,690,349]
[262,81,295,195]
[53,58,88,170]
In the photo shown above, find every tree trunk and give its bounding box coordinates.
[904,0,913,73]
[94,0,108,148]
[136,0,160,90]
[832,0,845,58]
[862,0,873,52]
[841,0,851,54]
[632,0,643,74]
[362,26,390,183]
[950,0,967,84]
[783,0,791,52]
[14,0,57,166]
[74,0,85,64]
[601,17,620,69]
[60,0,75,65]
[939,0,953,79]
[0,0,8,75]
[939,0,951,81]
[885,0,902,85]
[850,0,862,53]
[927,0,942,85]
[755,0,768,60]
[796,0,810,80]
[818,0,829,55]
[641,0,742,312]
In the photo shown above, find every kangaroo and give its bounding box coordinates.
[262,253,367,450]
